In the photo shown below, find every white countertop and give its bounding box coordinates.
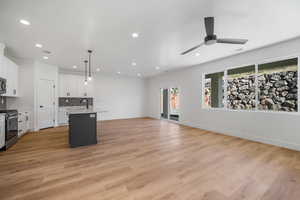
[63,107,108,115]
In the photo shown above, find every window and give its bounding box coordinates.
[204,72,224,108]
[227,65,256,110]
[203,57,298,113]
[258,58,298,112]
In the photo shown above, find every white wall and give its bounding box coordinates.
[7,60,59,131]
[6,60,35,130]
[59,71,147,121]
[146,37,300,151]
[93,73,146,120]
[34,61,59,130]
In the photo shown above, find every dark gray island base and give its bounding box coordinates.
[68,112,98,148]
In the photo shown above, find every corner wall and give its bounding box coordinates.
[146,37,300,151]
[7,60,59,131]
[93,73,146,120]
[59,71,147,121]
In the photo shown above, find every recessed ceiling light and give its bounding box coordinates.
[132,33,139,38]
[132,62,137,66]
[35,43,42,48]
[117,71,121,74]
[43,56,49,60]
[155,66,160,70]
[137,73,141,77]
[19,19,30,26]
[96,68,100,72]
[195,53,200,57]
[73,65,77,69]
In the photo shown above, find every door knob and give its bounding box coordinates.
[40,105,44,108]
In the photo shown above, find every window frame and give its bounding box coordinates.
[202,54,300,115]
[202,70,226,109]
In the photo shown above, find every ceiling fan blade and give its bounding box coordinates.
[204,17,214,36]
[217,38,248,44]
[181,43,204,55]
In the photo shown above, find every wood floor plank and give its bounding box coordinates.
[0,118,300,200]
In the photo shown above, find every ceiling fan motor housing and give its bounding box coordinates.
[205,34,217,45]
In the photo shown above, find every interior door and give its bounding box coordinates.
[38,79,55,129]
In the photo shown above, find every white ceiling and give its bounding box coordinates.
[0,0,300,77]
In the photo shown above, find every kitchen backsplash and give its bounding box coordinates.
[0,96,6,110]
[59,97,93,107]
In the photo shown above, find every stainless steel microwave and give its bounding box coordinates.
[0,77,6,95]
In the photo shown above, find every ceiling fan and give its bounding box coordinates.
[181,17,248,55]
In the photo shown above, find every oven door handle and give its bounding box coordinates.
[7,116,18,120]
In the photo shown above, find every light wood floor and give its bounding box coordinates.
[1,118,300,200]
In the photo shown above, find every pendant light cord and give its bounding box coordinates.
[84,60,88,82]
[88,50,92,79]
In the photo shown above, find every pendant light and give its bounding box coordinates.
[84,60,88,85]
[87,50,92,81]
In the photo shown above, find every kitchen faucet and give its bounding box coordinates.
[80,98,89,109]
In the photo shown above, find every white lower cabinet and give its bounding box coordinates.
[58,108,68,125]
[18,112,30,137]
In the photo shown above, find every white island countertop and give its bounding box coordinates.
[62,106,108,115]
[68,110,108,115]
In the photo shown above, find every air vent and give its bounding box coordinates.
[43,50,51,54]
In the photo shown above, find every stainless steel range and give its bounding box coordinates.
[0,110,18,150]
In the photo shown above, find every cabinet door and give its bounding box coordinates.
[4,57,12,96]
[86,81,94,97]
[58,111,68,125]
[58,74,65,97]
[59,74,93,97]
[10,61,18,96]
[59,74,78,97]
[76,75,87,97]
[78,75,94,97]
[0,55,5,78]
[68,75,79,97]
[3,57,19,97]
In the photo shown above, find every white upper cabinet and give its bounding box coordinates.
[59,74,94,98]
[59,74,78,97]
[76,75,86,97]
[1,56,19,97]
[86,80,94,97]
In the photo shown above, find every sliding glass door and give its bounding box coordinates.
[160,88,180,121]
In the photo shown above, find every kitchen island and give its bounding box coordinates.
[68,111,97,148]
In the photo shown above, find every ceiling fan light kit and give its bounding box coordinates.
[181,17,248,55]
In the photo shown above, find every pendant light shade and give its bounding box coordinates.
[88,50,92,81]
[84,60,88,85]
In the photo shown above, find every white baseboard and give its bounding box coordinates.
[179,121,300,152]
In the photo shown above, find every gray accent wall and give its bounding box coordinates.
[59,97,93,107]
